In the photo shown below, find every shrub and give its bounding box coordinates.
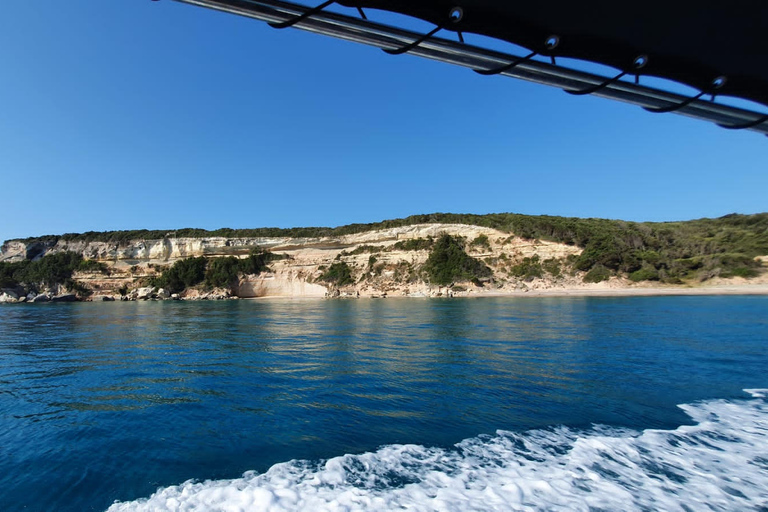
[583,264,611,283]
[423,234,492,286]
[78,259,109,273]
[205,257,241,288]
[390,237,434,252]
[469,234,491,250]
[151,250,279,292]
[68,281,93,298]
[319,262,354,287]
[347,245,379,255]
[152,257,207,293]
[509,255,543,281]
[0,251,80,289]
[721,267,760,279]
[542,258,562,277]
[629,265,660,282]
[0,251,102,296]
[238,249,277,276]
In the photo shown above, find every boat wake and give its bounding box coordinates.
[109,390,768,511]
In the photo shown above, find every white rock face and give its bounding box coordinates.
[1,237,290,264]
[135,287,156,300]
[0,241,28,262]
[237,272,327,298]
[1,224,512,264]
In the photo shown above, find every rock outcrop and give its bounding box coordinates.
[0,291,19,303]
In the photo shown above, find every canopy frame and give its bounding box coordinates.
[170,0,768,136]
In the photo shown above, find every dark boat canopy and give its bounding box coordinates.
[339,0,768,108]
[169,0,768,135]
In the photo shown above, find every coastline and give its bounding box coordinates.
[241,281,768,300]
[3,221,766,304]
[4,282,768,305]
[460,283,768,298]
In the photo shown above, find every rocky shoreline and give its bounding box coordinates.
[3,281,768,305]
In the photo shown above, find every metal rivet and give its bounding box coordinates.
[712,76,727,89]
[545,35,559,50]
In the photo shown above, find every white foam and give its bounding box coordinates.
[109,390,768,512]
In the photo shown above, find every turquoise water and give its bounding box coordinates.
[1,296,767,510]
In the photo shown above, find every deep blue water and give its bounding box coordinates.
[1,296,767,511]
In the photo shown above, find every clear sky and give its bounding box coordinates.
[1,0,766,244]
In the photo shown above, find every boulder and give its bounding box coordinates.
[156,288,170,299]
[136,287,155,300]
[171,293,180,300]
[100,296,116,302]
[31,294,51,303]
[0,292,18,303]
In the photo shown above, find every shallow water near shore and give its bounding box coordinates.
[1,296,767,510]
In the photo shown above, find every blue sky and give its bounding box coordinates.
[1,0,766,244]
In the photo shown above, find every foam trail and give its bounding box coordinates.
[109,390,768,512]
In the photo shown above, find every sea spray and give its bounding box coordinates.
[109,390,768,512]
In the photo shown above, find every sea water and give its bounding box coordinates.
[0,296,766,511]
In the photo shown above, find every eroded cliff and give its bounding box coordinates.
[1,224,583,299]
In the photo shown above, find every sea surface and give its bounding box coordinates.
[1,296,767,511]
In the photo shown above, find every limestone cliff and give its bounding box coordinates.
[1,224,583,299]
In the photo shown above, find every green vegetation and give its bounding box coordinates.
[7,212,767,284]
[629,264,660,282]
[0,252,106,293]
[152,256,207,293]
[319,262,354,287]
[204,257,242,289]
[724,267,760,279]
[542,258,562,277]
[508,256,544,281]
[239,249,283,275]
[151,250,280,293]
[423,235,492,286]
[469,234,491,250]
[78,259,110,273]
[389,237,434,252]
[583,265,612,283]
[345,245,380,256]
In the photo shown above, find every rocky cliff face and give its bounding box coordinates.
[1,224,584,299]
[1,237,281,264]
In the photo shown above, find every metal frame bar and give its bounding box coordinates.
[171,0,768,136]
